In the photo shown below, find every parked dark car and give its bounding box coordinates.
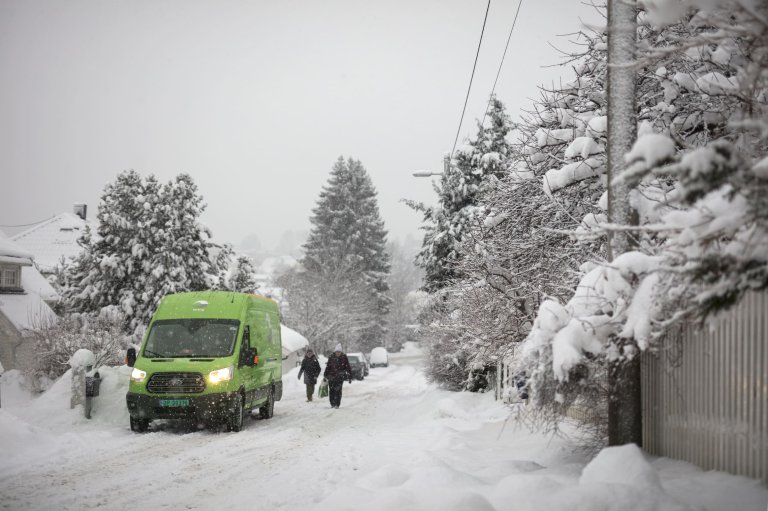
[347,353,367,380]
[350,352,369,376]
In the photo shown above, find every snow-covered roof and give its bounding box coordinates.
[281,324,308,356]
[0,292,57,332]
[0,235,34,266]
[21,265,59,302]
[11,212,89,272]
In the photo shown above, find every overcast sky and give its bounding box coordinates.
[0,0,601,251]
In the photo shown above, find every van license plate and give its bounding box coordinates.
[159,399,190,407]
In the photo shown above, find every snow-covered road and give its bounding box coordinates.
[1,347,766,511]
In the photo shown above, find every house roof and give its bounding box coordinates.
[0,292,57,332]
[11,212,89,272]
[0,232,58,334]
[0,233,34,266]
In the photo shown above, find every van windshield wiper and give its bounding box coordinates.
[143,349,168,358]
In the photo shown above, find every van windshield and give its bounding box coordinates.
[348,355,360,363]
[144,319,240,358]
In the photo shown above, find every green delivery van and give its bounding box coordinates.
[126,291,283,432]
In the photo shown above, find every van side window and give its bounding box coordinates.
[243,326,251,346]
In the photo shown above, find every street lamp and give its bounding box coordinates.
[412,170,443,177]
[412,155,450,177]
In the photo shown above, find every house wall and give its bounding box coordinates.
[642,291,768,483]
[0,311,24,370]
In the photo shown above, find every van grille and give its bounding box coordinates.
[147,372,206,394]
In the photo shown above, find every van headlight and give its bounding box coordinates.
[208,366,234,384]
[130,368,147,383]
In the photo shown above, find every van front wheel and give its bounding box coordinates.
[227,395,244,432]
[260,387,275,419]
[130,416,149,433]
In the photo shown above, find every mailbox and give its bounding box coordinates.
[85,372,102,398]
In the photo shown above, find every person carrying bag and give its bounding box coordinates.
[323,343,352,409]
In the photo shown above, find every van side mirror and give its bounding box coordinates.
[240,347,258,367]
[126,348,137,367]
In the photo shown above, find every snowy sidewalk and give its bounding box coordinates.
[0,349,766,511]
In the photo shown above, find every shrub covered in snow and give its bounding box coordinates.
[27,313,128,386]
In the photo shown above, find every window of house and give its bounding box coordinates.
[0,266,21,289]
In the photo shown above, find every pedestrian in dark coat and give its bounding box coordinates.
[298,349,322,402]
[323,343,352,409]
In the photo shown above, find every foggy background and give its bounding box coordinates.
[0,0,601,253]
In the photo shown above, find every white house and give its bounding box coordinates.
[11,204,90,275]
[0,234,58,371]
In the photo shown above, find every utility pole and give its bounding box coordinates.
[606,0,641,446]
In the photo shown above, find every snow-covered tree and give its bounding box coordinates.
[228,255,258,293]
[141,174,221,314]
[408,96,513,293]
[407,97,519,389]
[384,238,426,352]
[62,171,229,333]
[287,156,391,351]
[277,267,377,355]
[515,0,767,443]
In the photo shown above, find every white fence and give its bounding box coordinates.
[642,292,768,483]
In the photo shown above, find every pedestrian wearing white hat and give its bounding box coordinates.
[323,343,352,408]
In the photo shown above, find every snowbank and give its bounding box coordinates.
[0,369,34,407]
[0,409,61,468]
[14,365,132,430]
[580,444,661,488]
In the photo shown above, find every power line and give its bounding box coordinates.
[0,215,55,228]
[480,0,524,130]
[450,0,492,161]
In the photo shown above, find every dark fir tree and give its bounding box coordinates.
[300,156,391,351]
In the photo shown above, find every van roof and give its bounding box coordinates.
[152,291,278,321]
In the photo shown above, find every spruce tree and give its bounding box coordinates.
[228,256,258,293]
[409,95,512,292]
[301,156,391,350]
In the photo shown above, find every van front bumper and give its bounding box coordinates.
[126,391,238,422]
